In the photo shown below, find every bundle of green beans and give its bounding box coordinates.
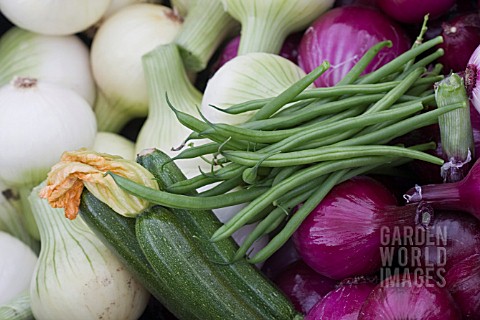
[110,35,467,263]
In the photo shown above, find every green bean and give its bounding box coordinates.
[273,101,461,153]
[166,163,245,193]
[333,102,466,147]
[247,159,392,264]
[364,67,424,114]
[337,40,393,85]
[356,36,443,85]
[172,142,224,162]
[247,102,423,153]
[108,172,269,209]
[223,144,442,167]
[196,176,244,197]
[250,61,330,121]
[396,49,444,81]
[247,169,348,263]
[407,64,443,97]
[210,155,400,242]
[272,165,304,186]
[203,102,423,145]
[224,75,441,115]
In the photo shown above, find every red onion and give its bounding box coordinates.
[211,33,302,74]
[297,6,410,87]
[377,0,456,24]
[305,277,377,320]
[404,210,480,275]
[358,274,461,319]
[445,253,480,318]
[404,158,480,221]
[273,260,337,314]
[292,176,431,280]
[438,13,480,74]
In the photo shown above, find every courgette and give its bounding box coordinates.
[78,148,302,320]
[136,148,301,320]
[137,206,271,319]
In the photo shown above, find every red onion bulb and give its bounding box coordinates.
[298,6,410,87]
[293,176,428,280]
[305,277,377,320]
[445,253,480,319]
[377,0,456,24]
[359,274,462,319]
[273,260,337,314]
[438,13,480,74]
[405,210,480,274]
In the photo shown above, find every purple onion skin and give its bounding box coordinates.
[305,279,377,320]
[298,6,410,87]
[359,274,462,319]
[292,176,418,280]
[377,0,456,24]
[273,260,338,314]
[438,13,480,74]
[406,211,480,274]
[445,253,480,318]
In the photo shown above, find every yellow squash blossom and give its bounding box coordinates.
[39,148,158,219]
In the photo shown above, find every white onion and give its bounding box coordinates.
[0,27,96,105]
[91,3,183,132]
[0,0,111,35]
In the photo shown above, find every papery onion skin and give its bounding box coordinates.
[0,0,111,36]
[0,27,96,105]
[298,6,410,87]
[0,79,97,188]
[273,260,337,314]
[377,0,457,24]
[445,253,480,319]
[292,176,417,280]
[359,274,462,319]
[306,278,377,320]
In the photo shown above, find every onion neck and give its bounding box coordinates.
[0,186,39,253]
[404,182,464,211]
[175,0,238,71]
[135,43,202,154]
[18,186,41,241]
[238,16,288,55]
[94,89,135,132]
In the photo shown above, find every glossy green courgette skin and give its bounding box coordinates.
[137,206,269,319]
[136,149,301,320]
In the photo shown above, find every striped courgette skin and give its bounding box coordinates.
[137,206,270,319]
[136,149,302,320]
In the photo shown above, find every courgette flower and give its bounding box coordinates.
[39,148,158,219]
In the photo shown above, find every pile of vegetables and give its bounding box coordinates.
[1,0,480,319]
